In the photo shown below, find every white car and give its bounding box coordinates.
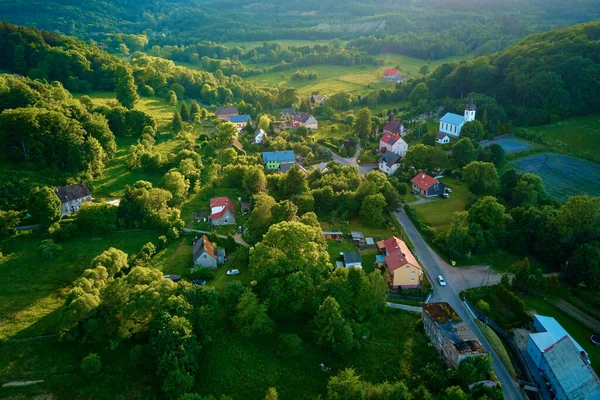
[226,269,240,276]
[437,275,447,286]
[445,188,453,193]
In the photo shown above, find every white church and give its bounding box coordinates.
[438,103,477,138]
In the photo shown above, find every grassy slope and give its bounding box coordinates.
[524,296,600,373]
[0,229,160,340]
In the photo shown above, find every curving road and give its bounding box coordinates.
[316,141,379,175]
[394,208,524,400]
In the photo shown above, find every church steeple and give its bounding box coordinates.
[464,96,476,122]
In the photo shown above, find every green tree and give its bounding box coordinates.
[168,90,178,106]
[114,66,138,110]
[76,203,117,233]
[409,82,430,105]
[244,193,276,244]
[216,122,237,147]
[81,353,102,377]
[258,115,272,131]
[172,111,183,133]
[180,103,190,122]
[353,107,372,144]
[28,187,61,228]
[223,281,249,316]
[190,101,201,121]
[327,368,365,400]
[234,291,274,337]
[444,386,468,400]
[314,296,355,355]
[468,196,505,229]
[161,171,190,206]
[419,65,430,76]
[487,143,505,166]
[452,138,475,167]
[511,258,532,293]
[277,333,303,359]
[512,173,547,207]
[422,133,436,146]
[460,120,485,141]
[462,161,499,195]
[91,248,128,276]
[250,221,330,317]
[360,194,387,226]
[567,241,600,288]
[0,210,20,237]
[264,387,278,400]
[283,165,308,197]
[447,211,473,260]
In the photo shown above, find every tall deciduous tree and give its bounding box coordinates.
[452,138,475,167]
[462,161,499,195]
[360,193,387,226]
[313,296,355,355]
[460,120,485,141]
[160,171,190,206]
[28,186,61,228]
[327,368,364,400]
[233,291,274,337]
[172,111,183,132]
[114,66,138,110]
[353,107,372,144]
[446,211,473,260]
[180,102,190,122]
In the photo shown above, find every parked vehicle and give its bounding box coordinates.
[237,226,243,234]
[437,275,447,286]
[164,274,182,282]
[227,269,240,276]
[192,279,207,286]
[439,193,450,199]
[445,188,453,193]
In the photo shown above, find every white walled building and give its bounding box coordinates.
[438,104,477,138]
[379,132,408,156]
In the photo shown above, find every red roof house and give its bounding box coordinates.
[383,237,422,289]
[380,132,401,147]
[210,197,236,225]
[384,120,405,136]
[411,173,446,198]
[383,68,400,76]
[383,69,401,82]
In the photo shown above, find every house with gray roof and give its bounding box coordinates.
[215,106,239,120]
[54,183,92,216]
[378,151,401,176]
[341,251,362,268]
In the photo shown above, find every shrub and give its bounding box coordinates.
[39,239,63,259]
[396,182,408,195]
[139,242,157,260]
[158,235,168,250]
[167,227,180,240]
[81,353,102,377]
[190,267,215,280]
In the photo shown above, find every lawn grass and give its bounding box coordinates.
[523,296,600,373]
[519,115,600,163]
[475,320,517,378]
[454,249,548,273]
[0,229,160,340]
[411,176,472,232]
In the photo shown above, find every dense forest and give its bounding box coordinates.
[1,0,600,59]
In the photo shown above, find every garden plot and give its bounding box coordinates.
[481,135,532,153]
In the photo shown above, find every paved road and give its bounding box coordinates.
[315,141,378,175]
[183,228,249,247]
[394,208,524,400]
[386,302,423,313]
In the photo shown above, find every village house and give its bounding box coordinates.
[254,128,267,144]
[279,162,307,174]
[341,251,362,268]
[526,315,600,399]
[231,138,244,152]
[379,132,408,156]
[382,68,401,83]
[322,231,344,241]
[292,112,318,129]
[422,302,487,368]
[192,235,226,269]
[383,117,406,138]
[209,197,236,226]
[436,132,451,144]
[411,173,446,197]
[228,114,252,128]
[378,151,401,176]
[215,106,239,120]
[382,236,422,289]
[54,183,92,216]
[262,151,295,170]
[439,103,476,138]
[311,94,326,106]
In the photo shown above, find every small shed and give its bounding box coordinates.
[351,231,365,248]
[341,251,362,268]
[365,237,375,247]
[375,254,386,268]
[240,202,251,214]
[323,231,344,241]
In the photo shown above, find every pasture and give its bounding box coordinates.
[519,115,600,163]
[510,153,600,202]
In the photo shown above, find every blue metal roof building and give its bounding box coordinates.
[228,114,252,124]
[440,112,465,126]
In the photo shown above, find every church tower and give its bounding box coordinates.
[464,102,476,123]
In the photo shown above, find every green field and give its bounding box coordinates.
[520,115,600,163]
[223,39,340,49]
[245,53,472,96]
[412,177,473,232]
[524,296,600,373]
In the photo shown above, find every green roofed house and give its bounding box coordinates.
[262,151,295,170]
